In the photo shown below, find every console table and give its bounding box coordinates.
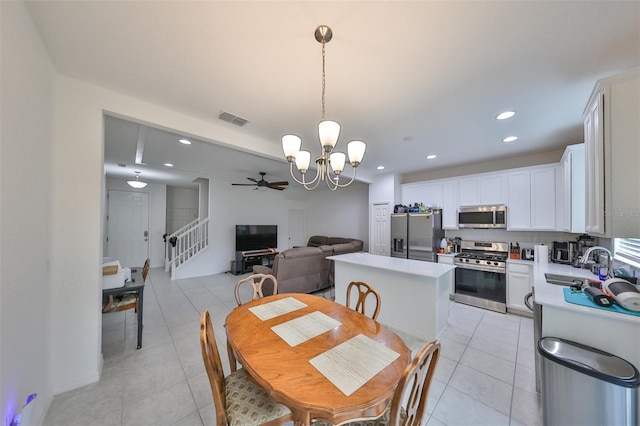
[235,249,278,274]
[102,269,144,348]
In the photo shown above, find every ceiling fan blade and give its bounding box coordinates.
[231,183,257,186]
[247,177,258,183]
[268,181,289,186]
[268,186,286,191]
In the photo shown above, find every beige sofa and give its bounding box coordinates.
[253,236,363,294]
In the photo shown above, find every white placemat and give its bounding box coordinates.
[309,334,400,396]
[271,311,341,346]
[248,296,307,321]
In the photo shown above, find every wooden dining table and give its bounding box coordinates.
[225,293,411,425]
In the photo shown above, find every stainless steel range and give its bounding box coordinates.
[454,240,508,313]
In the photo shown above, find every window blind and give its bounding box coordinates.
[614,238,640,268]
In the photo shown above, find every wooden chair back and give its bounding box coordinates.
[199,310,229,425]
[142,258,150,282]
[346,281,381,320]
[102,258,149,314]
[234,273,278,306]
[390,340,441,425]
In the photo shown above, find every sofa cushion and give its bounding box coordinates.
[331,242,360,255]
[307,235,329,247]
[254,247,323,294]
[326,237,347,245]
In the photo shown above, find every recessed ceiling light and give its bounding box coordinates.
[503,136,518,143]
[426,154,437,160]
[164,163,174,167]
[179,139,192,145]
[377,165,385,170]
[496,111,516,120]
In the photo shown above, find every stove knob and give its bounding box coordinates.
[475,260,480,264]
[486,261,491,265]
[494,262,499,266]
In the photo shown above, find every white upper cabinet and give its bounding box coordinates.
[422,181,443,209]
[583,68,640,237]
[480,173,508,205]
[556,144,585,233]
[401,183,421,207]
[458,177,479,207]
[507,170,531,230]
[442,180,459,229]
[530,165,556,230]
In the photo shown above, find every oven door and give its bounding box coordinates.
[454,267,507,313]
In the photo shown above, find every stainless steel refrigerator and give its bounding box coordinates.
[390,213,408,258]
[391,210,444,262]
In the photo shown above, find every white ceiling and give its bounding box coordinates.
[25,1,640,189]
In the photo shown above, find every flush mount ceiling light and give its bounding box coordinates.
[127,171,147,188]
[282,25,366,191]
[503,136,518,143]
[496,111,516,120]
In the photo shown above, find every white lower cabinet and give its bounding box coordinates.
[507,262,532,314]
[438,254,455,296]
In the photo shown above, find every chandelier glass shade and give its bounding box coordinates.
[127,171,147,189]
[282,25,366,190]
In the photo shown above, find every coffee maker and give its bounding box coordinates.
[552,241,576,264]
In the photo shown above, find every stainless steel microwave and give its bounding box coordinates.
[458,205,507,229]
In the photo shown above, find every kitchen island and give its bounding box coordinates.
[532,262,640,406]
[329,252,455,341]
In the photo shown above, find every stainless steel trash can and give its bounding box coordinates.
[538,337,640,426]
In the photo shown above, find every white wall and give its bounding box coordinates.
[306,182,370,249]
[1,7,370,412]
[1,1,55,423]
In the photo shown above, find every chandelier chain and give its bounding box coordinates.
[321,41,326,121]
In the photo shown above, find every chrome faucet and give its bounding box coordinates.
[580,246,613,279]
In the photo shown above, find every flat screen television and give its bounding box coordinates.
[235,225,277,252]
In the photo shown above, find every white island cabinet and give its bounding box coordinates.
[330,252,455,341]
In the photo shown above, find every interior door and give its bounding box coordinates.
[288,209,306,248]
[371,202,390,256]
[107,190,150,267]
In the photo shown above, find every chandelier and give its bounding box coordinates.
[282,25,366,191]
[127,171,147,189]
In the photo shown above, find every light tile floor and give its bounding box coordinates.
[44,268,542,425]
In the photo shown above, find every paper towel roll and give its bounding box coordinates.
[535,244,548,263]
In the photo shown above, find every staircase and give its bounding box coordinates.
[165,218,209,279]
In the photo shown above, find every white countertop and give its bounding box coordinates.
[329,252,455,279]
[529,260,640,324]
[437,253,456,258]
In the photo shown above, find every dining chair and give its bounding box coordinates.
[315,340,441,426]
[228,273,279,372]
[234,273,278,306]
[199,310,293,426]
[346,281,381,320]
[102,258,150,314]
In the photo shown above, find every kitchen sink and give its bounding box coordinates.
[544,273,591,287]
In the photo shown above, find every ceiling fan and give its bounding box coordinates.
[231,172,289,191]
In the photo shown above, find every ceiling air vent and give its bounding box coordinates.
[218,111,248,127]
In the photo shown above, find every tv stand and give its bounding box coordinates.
[234,249,278,275]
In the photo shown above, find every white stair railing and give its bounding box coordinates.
[165,218,209,275]
[164,218,200,271]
